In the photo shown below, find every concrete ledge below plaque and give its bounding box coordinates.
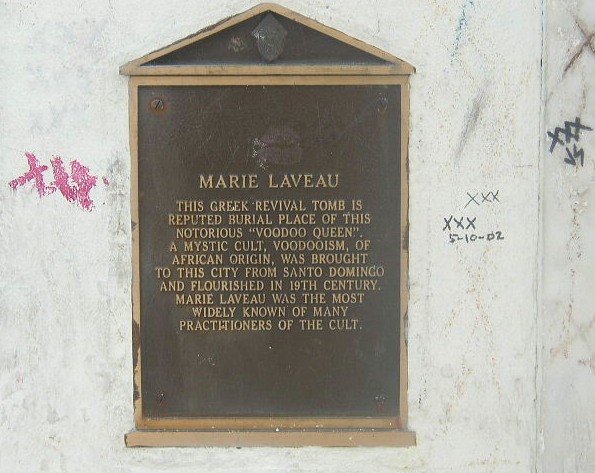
[125,429,417,448]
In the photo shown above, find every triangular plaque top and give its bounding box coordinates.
[120,3,414,76]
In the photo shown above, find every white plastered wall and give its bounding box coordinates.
[540,1,595,472]
[0,1,590,472]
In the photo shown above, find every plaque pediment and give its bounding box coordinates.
[120,3,414,75]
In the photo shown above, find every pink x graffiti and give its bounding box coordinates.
[8,152,54,197]
[8,152,108,211]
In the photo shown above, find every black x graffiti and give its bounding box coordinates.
[443,216,476,231]
[466,190,500,207]
[548,117,592,153]
[481,190,500,203]
[465,192,479,208]
[547,116,592,168]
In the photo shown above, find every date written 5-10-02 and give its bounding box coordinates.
[448,231,504,244]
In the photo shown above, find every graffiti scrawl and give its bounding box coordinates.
[8,152,108,211]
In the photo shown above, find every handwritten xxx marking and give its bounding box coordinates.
[465,190,499,208]
[443,216,476,231]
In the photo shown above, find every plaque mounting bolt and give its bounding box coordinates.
[150,98,165,111]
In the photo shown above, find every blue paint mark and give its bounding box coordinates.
[453,0,478,57]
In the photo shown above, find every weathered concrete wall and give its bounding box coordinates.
[0,0,560,472]
[541,1,595,472]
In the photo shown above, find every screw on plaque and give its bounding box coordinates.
[251,13,288,62]
[150,98,165,112]
[157,392,165,403]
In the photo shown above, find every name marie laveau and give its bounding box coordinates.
[198,173,339,189]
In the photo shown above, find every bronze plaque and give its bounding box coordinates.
[123,3,414,447]
[138,84,401,418]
